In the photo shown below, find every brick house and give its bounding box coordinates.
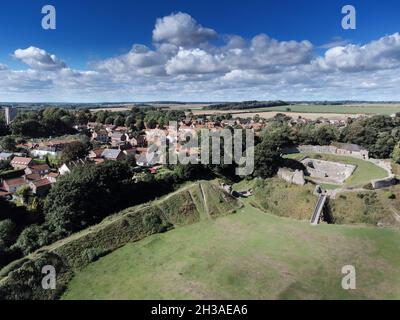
[29,178,52,196]
[1,177,27,193]
[25,164,51,176]
[10,157,33,170]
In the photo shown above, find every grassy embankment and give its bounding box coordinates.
[0,181,240,299]
[62,199,400,300]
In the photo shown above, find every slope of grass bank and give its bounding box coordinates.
[246,177,400,228]
[0,181,240,300]
[62,203,400,300]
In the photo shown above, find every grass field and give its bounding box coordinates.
[284,153,388,187]
[62,203,400,300]
[190,104,400,120]
[251,104,400,115]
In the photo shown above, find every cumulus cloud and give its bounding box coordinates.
[322,33,400,72]
[153,12,217,46]
[13,46,67,70]
[96,44,167,76]
[2,13,400,101]
[166,48,227,75]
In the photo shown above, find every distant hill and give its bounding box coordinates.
[205,100,289,110]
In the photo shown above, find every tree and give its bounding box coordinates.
[341,115,396,158]
[314,125,338,145]
[61,141,89,163]
[135,119,145,131]
[0,136,16,151]
[104,116,115,125]
[12,225,50,255]
[0,219,17,246]
[44,162,136,234]
[0,119,9,136]
[16,185,31,205]
[76,110,90,125]
[125,115,135,128]
[253,140,282,178]
[392,142,400,164]
[113,116,125,127]
[174,163,205,181]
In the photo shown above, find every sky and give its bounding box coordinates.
[0,0,400,102]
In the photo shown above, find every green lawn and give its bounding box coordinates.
[62,203,400,300]
[285,153,388,188]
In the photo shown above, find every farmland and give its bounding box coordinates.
[190,103,400,119]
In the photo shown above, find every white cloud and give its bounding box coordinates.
[2,13,400,101]
[13,46,67,70]
[96,44,167,76]
[166,48,227,75]
[323,32,400,72]
[153,12,217,46]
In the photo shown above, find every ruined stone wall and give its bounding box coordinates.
[277,168,305,185]
[298,145,338,154]
[371,175,397,189]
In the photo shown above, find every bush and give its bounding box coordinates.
[12,225,51,256]
[387,192,396,199]
[143,212,172,233]
[363,183,374,190]
[81,248,110,263]
[0,220,17,246]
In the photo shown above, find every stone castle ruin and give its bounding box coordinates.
[277,168,306,185]
[301,157,356,184]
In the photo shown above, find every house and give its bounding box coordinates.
[59,159,87,175]
[40,140,78,150]
[92,129,109,143]
[136,135,147,147]
[111,132,129,147]
[30,178,52,196]
[114,126,128,132]
[45,172,59,183]
[1,177,27,193]
[31,146,58,159]
[10,157,33,170]
[135,151,160,167]
[25,173,42,181]
[25,164,51,176]
[0,152,13,161]
[334,143,369,160]
[89,148,104,159]
[101,148,125,161]
[123,148,137,157]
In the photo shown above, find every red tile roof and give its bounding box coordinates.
[4,177,26,187]
[11,157,32,165]
[28,164,51,171]
[32,178,51,188]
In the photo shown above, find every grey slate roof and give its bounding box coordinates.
[101,148,121,159]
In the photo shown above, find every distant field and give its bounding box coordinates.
[62,203,400,299]
[285,153,389,187]
[88,103,400,118]
[191,104,400,120]
[90,103,208,112]
[252,104,400,115]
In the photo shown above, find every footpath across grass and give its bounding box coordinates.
[62,203,400,300]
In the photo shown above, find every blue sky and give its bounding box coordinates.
[0,0,400,102]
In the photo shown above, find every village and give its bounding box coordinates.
[0,105,385,203]
[0,113,265,200]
